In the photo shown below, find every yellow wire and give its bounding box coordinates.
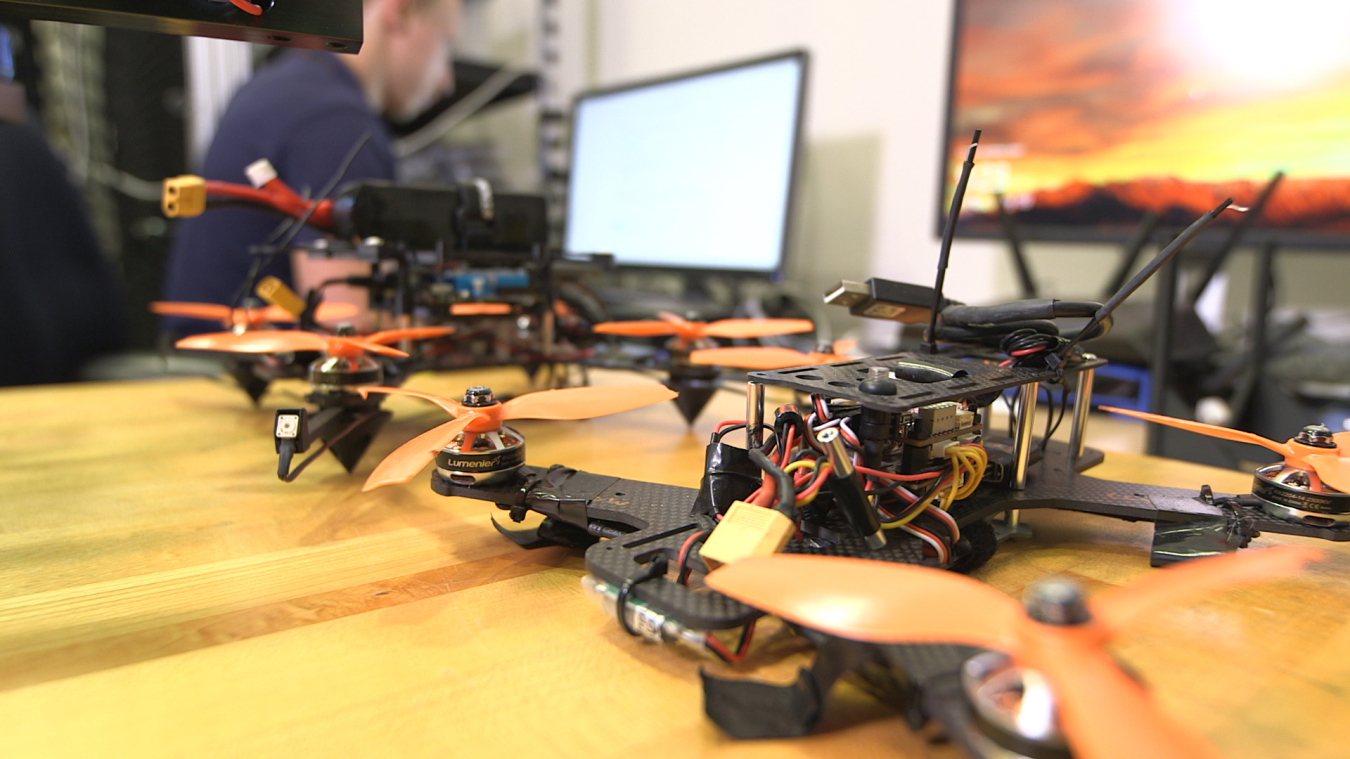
[882,487,941,528]
[785,459,827,507]
[880,444,988,530]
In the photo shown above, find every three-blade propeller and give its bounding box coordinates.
[593,311,813,347]
[690,339,856,370]
[175,326,454,360]
[706,546,1322,759]
[1102,406,1350,492]
[358,383,678,490]
[152,301,359,329]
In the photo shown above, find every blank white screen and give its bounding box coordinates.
[564,55,804,272]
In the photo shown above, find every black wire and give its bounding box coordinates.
[748,448,795,518]
[999,328,1065,367]
[773,408,807,452]
[233,132,373,309]
[1004,392,1016,439]
[865,478,910,499]
[616,556,668,637]
[795,454,829,495]
[877,488,930,524]
[713,423,746,443]
[618,556,669,632]
[1037,385,1069,456]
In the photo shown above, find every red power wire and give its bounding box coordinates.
[204,178,336,230]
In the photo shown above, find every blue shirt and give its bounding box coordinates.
[162,51,394,331]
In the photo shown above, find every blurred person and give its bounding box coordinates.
[0,21,126,385]
[161,0,461,334]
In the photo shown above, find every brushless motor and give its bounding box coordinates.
[308,353,383,391]
[1250,424,1350,526]
[433,387,525,485]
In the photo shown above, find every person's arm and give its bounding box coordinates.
[290,251,373,331]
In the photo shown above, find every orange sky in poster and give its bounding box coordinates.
[949,0,1350,199]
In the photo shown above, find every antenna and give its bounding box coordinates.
[923,129,981,354]
[1186,170,1284,304]
[1053,198,1236,365]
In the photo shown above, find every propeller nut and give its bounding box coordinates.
[462,386,496,407]
[1023,578,1092,626]
[1296,424,1337,448]
[333,323,358,337]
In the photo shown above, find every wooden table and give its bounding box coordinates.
[0,368,1346,759]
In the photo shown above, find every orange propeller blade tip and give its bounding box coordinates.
[362,415,476,491]
[592,320,681,337]
[500,383,677,421]
[450,302,514,316]
[706,554,1020,648]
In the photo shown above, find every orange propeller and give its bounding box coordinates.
[358,383,678,490]
[175,326,453,360]
[151,301,359,329]
[593,311,813,346]
[450,302,515,316]
[1101,406,1350,492]
[708,546,1323,759]
[690,340,856,370]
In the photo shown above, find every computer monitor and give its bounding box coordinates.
[564,51,808,276]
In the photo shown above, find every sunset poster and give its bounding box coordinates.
[942,0,1350,244]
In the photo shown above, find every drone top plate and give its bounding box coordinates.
[748,352,1105,412]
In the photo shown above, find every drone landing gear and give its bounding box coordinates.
[273,405,391,481]
[703,633,896,739]
[323,408,392,472]
[702,632,1005,754]
[490,514,601,551]
[226,359,271,403]
[665,363,721,424]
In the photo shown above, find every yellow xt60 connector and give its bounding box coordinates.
[162,175,206,218]
[699,500,795,569]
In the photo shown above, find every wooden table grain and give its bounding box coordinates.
[0,368,1345,759]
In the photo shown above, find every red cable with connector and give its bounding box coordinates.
[203,178,336,231]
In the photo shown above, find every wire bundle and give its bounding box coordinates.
[716,396,989,567]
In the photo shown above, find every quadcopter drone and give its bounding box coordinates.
[162,159,599,379]
[340,134,1350,758]
[159,154,609,475]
